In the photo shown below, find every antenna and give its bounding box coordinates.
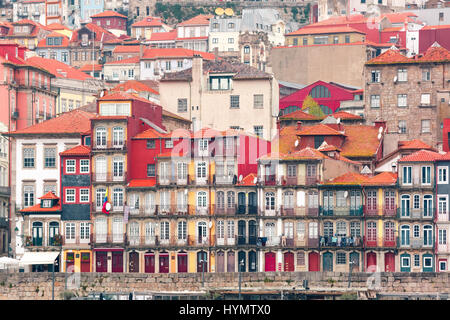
[239,174,243,182]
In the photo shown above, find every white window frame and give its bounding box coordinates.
[80,159,90,173]
[401,256,410,268]
[65,188,75,203]
[79,189,89,203]
[66,159,76,173]
[421,93,431,105]
[438,167,448,184]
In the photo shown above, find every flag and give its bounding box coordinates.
[102,189,110,214]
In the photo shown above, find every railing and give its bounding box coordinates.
[305,177,319,186]
[282,175,297,186]
[362,236,397,248]
[187,235,210,246]
[157,175,188,186]
[264,175,276,186]
[397,207,434,219]
[214,174,236,185]
[92,202,125,213]
[128,205,157,216]
[320,206,364,217]
[320,235,363,248]
[398,237,434,249]
[280,206,295,216]
[127,236,178,247]
[195,207,209,215]
[91,233,126,244]
[62,235,90,246]
[307,207,319,216]
[158,205,189,216]
[260,208,279,217]
[307,237,319,248]
[92,140,127,151]
[235,235,257,246]
[214,235,236,246]
[92,172,127,183]
[188,174,209,186]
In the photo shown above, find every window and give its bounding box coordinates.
[227,221,235,239]
[438,196,448,215]
[230,95,239,109]
[197,191,207,208]
[228,22,234,29]
[228,38,234,44]
[212,38,218,44]
[297,222,305,240]
[23,186,34,207]
[350,222,361,237]
[177,162,187,180]
[440,260,447,272]
[398,120,407,134]
[313,36,328,45]
[371,70,380,83]
[147,164,155,177]
[66,159,76,173]
[80,189,89,203]
[112,127,124,147]
[401,256,410,268]
[80,222,90,240]
[254,126,263,139]
[113,188,124,208]
[297,252,305,266]
[165,139,173,149]
[413,224,420,238]
[414,254,420,267]
[310,85,330,98]
[210,76,231,90]
[370,95,380,108]
[413,194,420,209]
[42,200,52,208]
[199,139,208,154]
[177,98,187,112]
[95,127,106,147]
[345,35,350,43]
[178,221,187,240]
[333,36,339,44]
[422,166,431,185]
[80,159,89,173]
[336,252,346,264]
[438,229,447,245]
[324,222,333,237]
[397,69,407,82]
[421,120,431,133]
[23,148,35,168]
[244,46,250,54]
[165,61,171,71]
[265,192,275,210]
[113,157,124,179]
[422,68,430,81]
[196,162,207,178]
[160,221,169,240]
[400,225,410,246]
[253,94,263,108]
[287,164,296,178]
[303,38,307,45]
[423,225,433,246]
[397,94,407,107]
[147,139,155,149]
[65,189,75,203]
[421,94,431,106]
[65,223,75,240]
[401,194,411,217]
[44,147,56,168]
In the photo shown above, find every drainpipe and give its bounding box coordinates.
[361,185,366,272]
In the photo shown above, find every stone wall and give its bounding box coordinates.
[0,271,449,300]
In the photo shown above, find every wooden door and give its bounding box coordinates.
[322,252,333,272]
[177,253,187,273]
[227,251,235,272]
[238,251,246,272]
[366,252,377,272]
[216,251,225,273]
[80,252,90,272]
[308,252,319,271]
[95,251,107,272]
[384,252,395,272]
[350,252,360,272]
[248,192,257,214]
[284,252,294,272]
[159,254,169,273]
[197,251,207,273]
[144,253,155,273]
[238,192,246,214]
[129,251,139,273]
[66,252,75,272]
[265,252,276,272]
[112,251,123,273]
[248,250,257,272]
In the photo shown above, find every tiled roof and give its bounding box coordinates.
[46,23,72,31]
[59,145,91,156]
[437,152,450,161]
[417,42,450,62]
[37,32,69,48]
[112,80,159,95]
[340,125,380,158]
[398,139,434,151]
[237,173,257,186]
[332,111,363,120]
[193,127,222,139]
[422,24,450,30]
[133,127,168,139]
[26,56,92,80]
[142,48,216,60]
[296,124,345,136]
[113,45,142,53]
[91,10,127,19]
[71,23,118,43]
[5,109,95,136]
[157,150,191,158]
[260,147,328,161]
[162,109,191,123]
[381,27,403,32]
[79,63,103,72]
[398,149,442,162]
[381,12,418,24]
[39,192,59,200]
[323,172,369,185]
[367,43,450,65]
[178,14,213,26]
[104,56,140,64]
[19,203,61,213]
[366,48,411,65]
[98,91,153,104]
[279,110,322,121]
[132,17,165,27]
[364,172,398,186]
[271,126,299,155]
[128,178,156,188]
[149,30,177,41]
[162,59,271,81]
[287,25,365,36]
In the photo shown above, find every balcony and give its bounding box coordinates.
[307,237,319,248]
[188,174,209,186]
[25,235,64,247]
[195,206,209,215]
[187,235,210,247]
[92,141,127,152]
[398,207,434,219]
[0,217,8,229]
[307,207,319,216]
[320,206,363,217]
[92,202,125,213]
[158,205,189,216]
[305,176,319,186]
[260,207,279,217]
[280,206,295,216]
[320,235,363,248]
[91,233,126,244]
[264,175,276,186]
[282,175,297,186]
[214,236,236,246]
[128,205,157,217]
[92,172,127,183]
[214,174,236,185]
[127,236,178,247]
[399,237,434,249]
[363,236,397,248]
[62,235,90,246]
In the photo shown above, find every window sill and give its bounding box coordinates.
[418,105,436,108]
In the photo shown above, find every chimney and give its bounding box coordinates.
[296,121,302,131]
[391,162,397,173]
[374,120,387,132]
[213,47,219,61]
[192,54,203,83]
[139,44,144,59]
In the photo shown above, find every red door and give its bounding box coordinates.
[129,251,139,273]
[216,251,225,273]
[80,252,90,272]
[308,252,319,271]
[227,251,235,272]
[264,252,276,272]
[178,253,188,273]
[284,252,294,272]
[159,254,169,273]
[96,251,107,272]
[366,252,377,272]
[66,252,75,272]
[385,252,395,272]
[144,253,155,273]
[112,251,123,273]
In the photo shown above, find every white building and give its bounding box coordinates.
[209,16,242,53]
[13,0,46,25]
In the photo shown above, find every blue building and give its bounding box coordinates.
[36,32,71,65]
[80,0,105,24]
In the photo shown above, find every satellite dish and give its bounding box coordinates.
[294,140,299,147]
[336,118,341,124]
[344,191,348,198]
[215,7,224,16]
[394,76,398,83]
[378,126,383,134]
[105,202,111,211]
[253,177,257,184]
[99,90,105,98]
[224,8,234,16]
[184,189,188,195]
[239,174,243,182]
[208,221,212,228]
[377,133,382,140]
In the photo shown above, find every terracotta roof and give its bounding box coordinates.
[238,173,257,186]
[340,125,380,158]
[176,36,209,40]
[60,145,91,156]
[5,109,95,136]
[98,91,153,104]
[398,149,442,162]
[91,10,127,19]
[381,12,418,24]
[381,27,403,32]
[422,24,450,30]
[132,17,165,28]
[271,126,299,155]
[157,150,191,158]
[113,45,142,53]
[417,42,450,62]
[297,124,345,136]
[104,56,140,65]
[162,109,191,123]
[149,30,177,41]
[279,110,322,121]
[141,48,216,60]
[323,172,369,185]
[178,14,213,26]
[287,25,365,36]
[39,192,59,200]
[398,139,434,151]
[46,23,71,31]
[260,147,328,161]
[193,127,223,139]
[79,63,103,72]
[26,56,92,81]
[133,127,168,139]
[167,128,193,139]
[437,152,450,161]
[364,172,398,186]
[332,111,362,120]
[366,48,411,65]
[71,23,118,43]
[128,178,156,188]
[37,32,69,48]
[112,80,159,95]
[19,203,61,213]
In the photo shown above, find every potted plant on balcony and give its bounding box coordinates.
[53,234,63,246]
[25,236,32,247]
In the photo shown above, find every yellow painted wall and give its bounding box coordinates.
[64,250,92,272]
[170,251,176,273]
[286,32,365,46]
[210,252,215,273]
[188,191,195,215]
[188,251,196,273]
[57,91,96,115]
[298,163,306,185]
[188,220,195,244]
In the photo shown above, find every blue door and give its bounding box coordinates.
[322,252,333,271]
[422,254,433,272]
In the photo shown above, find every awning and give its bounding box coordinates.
[19,252,60,265]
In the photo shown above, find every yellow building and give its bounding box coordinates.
[285,25,365,46]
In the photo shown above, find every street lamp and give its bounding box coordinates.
[348,260,355,288]
[200,259,205,287]
[238,259,244,300]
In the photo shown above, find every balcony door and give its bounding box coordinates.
[95,157,106,181]
[32,222,43,246]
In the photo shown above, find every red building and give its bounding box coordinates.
[419,25,450,54]
[90,10,128,36]
[279,80,362,116]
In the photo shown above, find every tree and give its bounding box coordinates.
[302,95,325,118]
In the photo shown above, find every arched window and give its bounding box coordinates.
[113,187,124,208]
[95,127,106,148]
[112,127,124,147]
[216,191,225,210]
[423,225,433,246]
[197,191,207,208]
[95,187,106,209]
[401,194,411,217]
[310,85,331,98]
[265,192,275,210]
[95,156,106,181]
[244,45,250,54]
[49,221,59,246]
[129,221,140,245]
[227,191,235,208]
[401,225,410,246]
[177,221,187,241]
